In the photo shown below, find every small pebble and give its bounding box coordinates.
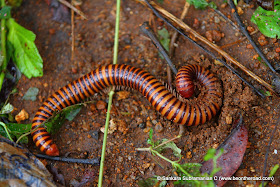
[91,130,99,140]
[49,28,56,35]
[143,127,151,133]
[155,122,163,132]
[214,16,220,23]
[96,100,106,110]
[90,104,96,112]
[71,67,78,74]
[138,123,146,129]
[15,109,29,123]
[146,121,153,127]
[226,115,233,125]
[82,121,91,131]
[258,35,268,46]
[152,120,157,125]
[247,26,255,33]
[142,163,151,169]
[117,91,130,100]
[186,151,192,159]
[246,44,254,49]
[250,166,255,172]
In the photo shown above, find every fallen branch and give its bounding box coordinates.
[138,0,276,96]
[58,0,87,20]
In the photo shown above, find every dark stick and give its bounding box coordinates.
[36,154,100,165]
[143,0,265,98]
[227,0,276,73]
[261,116,279,187]
[213,8,239,31]
[140,22,178,74]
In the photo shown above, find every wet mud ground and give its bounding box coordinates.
[10,0,279,186]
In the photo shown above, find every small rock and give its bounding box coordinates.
[82,121,91,131]
[90,104,96,112]
[138,123,146,129]
[226,115,233,125]
[90,130,99,140]
[258,35,268,46]
[143,127,151,133]
[117,91,130,100]
[214,16,220,24]
[146,121,153,127]
[71,67,77,74]
[246,44,254,49]
[193,18,200,29]
[221,3,227,8]
[237,6,244,15]
[214,59,224,66]
[15,109,29,123]
[49,28,56,35]
[186,151,192,159]
[100,119,117,134]
[247,26,255,33]
[117,119,128,134]
[92,122,101,128]
[205,30,224,42]
[152,120,157,125]
[250,166,255,172]
[155,122,163,133]
[96,100,106,110]
[142,163,151,169]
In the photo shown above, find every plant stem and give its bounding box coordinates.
[98,0,121,186]
[0,122,13,141]
[150,148,200,185]
[113,0,121,65]
[0,0,7,93]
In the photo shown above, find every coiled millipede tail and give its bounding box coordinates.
[31,64,223,156]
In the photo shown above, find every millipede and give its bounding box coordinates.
[31,64,223,156]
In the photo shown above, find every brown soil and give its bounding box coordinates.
[10,0,279,186]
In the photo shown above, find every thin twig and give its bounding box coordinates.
[153,135,181,150]
[140,22,178,74]
[98,0,121,186]
[227,0,276,73]
[36,154,100,165]
[140,0,266,97]
[58,0,88,20]
[261,114,279,187]
[71,0,75,62]
[213,8,239,30]
[168,1,190,86]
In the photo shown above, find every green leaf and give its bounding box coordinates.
[208,2,217,9]
[65,104,82,121]
[157,28,170,52]
[7,0,23,7]
[6,18,43,78]
[203,148,216,161]
[22,87,39,101]
[45,104,83,134]
[0,103,14,114]
[137,177,159,187]
[155,138,182,158]
[251,1,280,38]
[147,128,154,146]
[0,6,11,19]
[0,122,31,143]
[186,0,209,9]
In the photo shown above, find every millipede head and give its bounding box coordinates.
[45,144,59,156]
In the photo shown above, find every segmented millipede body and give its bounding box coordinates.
[31,64,223,156]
